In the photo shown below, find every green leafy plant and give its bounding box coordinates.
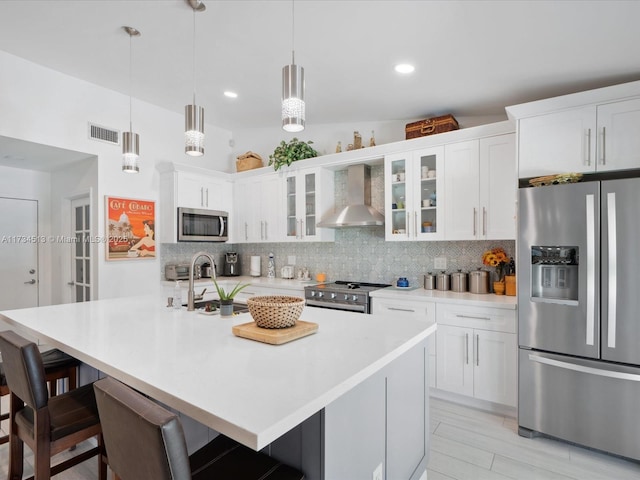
[268,138,318,171]
[212,278,249,301]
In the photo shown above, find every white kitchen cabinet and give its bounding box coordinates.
[283,167,334,242]
[518,98,640,178]
[233,175,281,243]
[435,303,516,407]
[444,134,516,240]
[384,146,445,241]
[158,168,232,244]
[176,171,231,210]
[372,298,436,388]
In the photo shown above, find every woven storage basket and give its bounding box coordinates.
[246,295,305,329]
[236,151,263,172]
[405,114,459,139]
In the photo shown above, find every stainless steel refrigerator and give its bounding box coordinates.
[518,178,640,461]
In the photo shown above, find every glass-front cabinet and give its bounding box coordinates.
[284,167,334,242]
[384,146,444,241]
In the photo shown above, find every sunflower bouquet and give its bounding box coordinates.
[482,247,510,282]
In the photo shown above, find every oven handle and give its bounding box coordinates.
[305,299,367,313]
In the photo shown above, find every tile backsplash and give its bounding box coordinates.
[161,166,515,288]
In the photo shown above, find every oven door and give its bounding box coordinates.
[305,299,368,314]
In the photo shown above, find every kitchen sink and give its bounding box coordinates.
[184,300,249,314]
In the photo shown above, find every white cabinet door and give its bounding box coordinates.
[284,168,334,242]
[597,98,640,172]
[444,140,480,240]
[385,147,444,241]
[479,134,516,240]
[234,175,282,243]
[473,330,517,407]
[177,172,231,211]
[436,324,474,397]
[518,106,596,178]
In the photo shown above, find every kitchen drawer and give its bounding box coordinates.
[436,303,515,333]
[371,298,436,322]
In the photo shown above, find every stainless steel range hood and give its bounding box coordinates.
[317,164,384,228]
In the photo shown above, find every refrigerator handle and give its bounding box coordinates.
[607,192,617,349]
[584,128,591,166]
[528,354,640,382]
[585,194,596,346]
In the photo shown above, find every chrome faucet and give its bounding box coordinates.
[188,251,217,311]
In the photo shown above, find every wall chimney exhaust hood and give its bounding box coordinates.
[317,164,384,228]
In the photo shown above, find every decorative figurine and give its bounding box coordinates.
[369,130,376,147]
[336,141,342,153]
[353,131,362,149]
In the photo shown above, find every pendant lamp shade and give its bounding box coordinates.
[185,0,205,156]
[185,104,204,156]
[122,131,140,173]
[122,26,140,174]
[282,63,305,132]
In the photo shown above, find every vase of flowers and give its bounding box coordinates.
[482,247,510,294]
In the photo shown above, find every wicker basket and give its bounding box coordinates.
[236,152,264,172]
[405,114,459,139]
[246,296,305,329]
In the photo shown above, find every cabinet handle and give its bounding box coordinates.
[414,212,418,238]
[387,307,416,313]
[200,187,204,207]
[585,128,591,166]
[465,333,469,364]
[406,212,411,238]
[455,314,490,321]
[483,207,487,236]
[476,334,480,366]
[205,188,209,207]
[473,208,477,236]
[300,219,304,239]
[599,127,606,165]
[244,222,248,241]
[260,221,265,240]
[264,221,268,240]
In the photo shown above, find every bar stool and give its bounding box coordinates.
[0,347,81,445]
[0,331,107,480]
[94,376,305,480]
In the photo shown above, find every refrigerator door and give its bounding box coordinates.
[601,178,640,365]
[518,182,600,358]
[519,348,640,461]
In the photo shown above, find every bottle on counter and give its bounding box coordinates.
[173,281,182,310]
[267,252,276,279]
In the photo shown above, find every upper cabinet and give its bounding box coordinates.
[159,168,233,244]
[508,81,640,178]
[385,147,444,241]
[283,167,335,242]
[233,174,282,243]
[444,134,516,240]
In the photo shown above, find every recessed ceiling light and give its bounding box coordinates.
[224,91,238,98]
[394,64,415,74]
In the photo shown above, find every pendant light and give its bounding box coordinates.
[185,0,206,156]
[282,0,305,132]
[122,26,141,173]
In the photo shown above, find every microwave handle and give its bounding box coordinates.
[219,216,226,237]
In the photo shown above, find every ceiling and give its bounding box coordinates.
[0,0,639,145]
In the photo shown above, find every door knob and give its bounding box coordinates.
[67,282,75,286]
[29,269,36,274]
[24,279,36,285]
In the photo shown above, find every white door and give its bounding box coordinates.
[444,140,480,240]
[70,197,91,302]
[597,98,640,172]
[473,330,517,407]
[0,197,39,309]
[436,324,474,396]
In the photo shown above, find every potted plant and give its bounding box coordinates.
[213,278,249,316]
[268,138,318,171]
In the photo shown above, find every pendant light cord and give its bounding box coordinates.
[193,7,197,104]
[291,0,295,65]
[129,31,133,132]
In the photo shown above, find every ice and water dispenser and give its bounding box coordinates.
[531,246,579,302]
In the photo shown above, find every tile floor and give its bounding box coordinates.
[1,397,639,479]
[428,397,640,480]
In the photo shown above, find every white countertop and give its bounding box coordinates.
[0,295,436,450]
[370,286,517,309]
[164,275,314,292]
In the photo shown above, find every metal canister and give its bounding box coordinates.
[451,270,468,292]
[436,271,450,291]
[423,272,436,290]
[469,269,490,294]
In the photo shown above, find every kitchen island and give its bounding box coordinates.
[0,294,436,480]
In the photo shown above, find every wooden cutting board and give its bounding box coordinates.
[232,320,318,345]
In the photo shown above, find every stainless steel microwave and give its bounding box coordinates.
[177,207,228,242]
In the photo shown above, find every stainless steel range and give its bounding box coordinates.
[304,281,391,313]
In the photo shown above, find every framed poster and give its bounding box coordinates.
[105,196,155,261]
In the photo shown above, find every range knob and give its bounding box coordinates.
[330,293,337,299]
[310,290,316,297]
[352,295,358,301]
[318,292,324,298]
[343,294,349,301]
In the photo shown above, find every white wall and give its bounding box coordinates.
[0,50,233,300]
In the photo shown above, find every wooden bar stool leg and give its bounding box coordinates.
[8,394,24,480]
